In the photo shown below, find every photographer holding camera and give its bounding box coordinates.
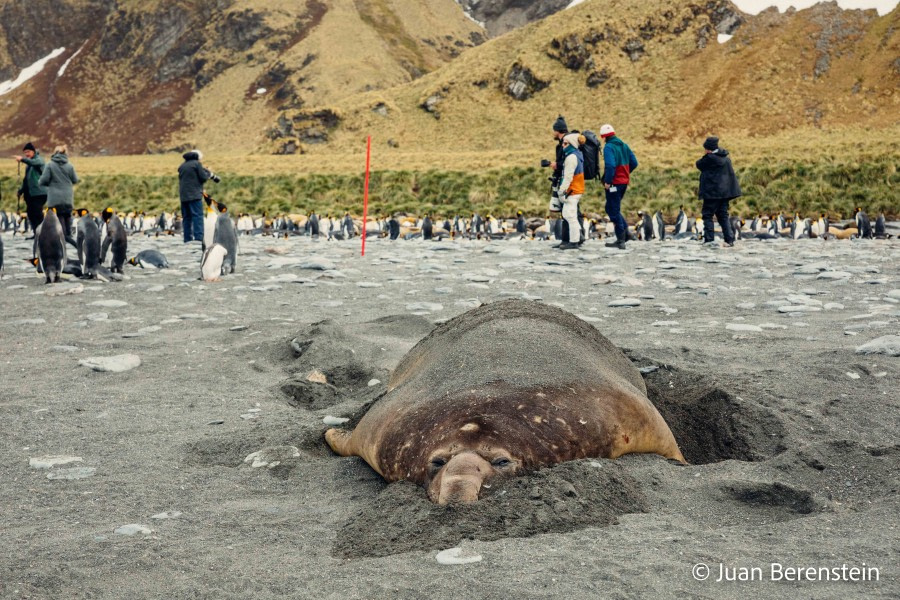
[542,115,586,248]
[178,149,219,243]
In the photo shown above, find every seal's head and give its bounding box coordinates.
[423,422,521,504]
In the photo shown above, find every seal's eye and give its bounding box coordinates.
[492,458,511,468]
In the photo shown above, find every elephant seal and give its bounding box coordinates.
[326,300,685,505]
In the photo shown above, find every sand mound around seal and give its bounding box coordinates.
[274,315,434,414]
[636,360,786,464]
[333,459,649,559]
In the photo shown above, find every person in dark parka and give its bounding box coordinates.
[697,136,741,247]
[38,144,79,243]
[14,142,48,235]
[177,150,210,243]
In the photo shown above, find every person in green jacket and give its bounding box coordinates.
[13,142,48,235]
[38,144,80,242]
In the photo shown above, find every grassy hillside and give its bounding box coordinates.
[277,0,899,156]
[0,0,483,154]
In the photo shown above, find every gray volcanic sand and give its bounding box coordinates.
[1,231,898,599]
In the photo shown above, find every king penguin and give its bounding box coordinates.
[100,208,128,273]
[37,209,67,283]
[76,208,102,279]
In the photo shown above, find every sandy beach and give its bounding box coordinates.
[1,230,897,599]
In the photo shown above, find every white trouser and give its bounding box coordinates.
[562,194,581,243]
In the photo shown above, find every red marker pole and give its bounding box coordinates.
[361,136,371,257]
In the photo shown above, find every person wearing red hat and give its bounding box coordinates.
[599,124,637,250]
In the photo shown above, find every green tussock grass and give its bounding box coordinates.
[1,155,897,220]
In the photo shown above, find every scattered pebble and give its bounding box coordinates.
[323,416,349,426]
[639,366,659,374]
[726,323,763,332]
[244,446,301,469]
[52,345,79,353]
[855,335,900,357]
[608,298,641,307]
[114,524,152,536]
[47,467,96,480]
[150,511,182,520]
[435,547,483,566]
[307,370,328,384]
[29,455,83,469]
[367,379,381,387]
[79,355,141,373]
[46,283,84,296]
[406,302,443,312]
[90,299,128,308]
[230,325,249,331]
[846,372,861,380]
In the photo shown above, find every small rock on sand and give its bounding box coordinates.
[79,355,141,373]
[435,547,483,566]
[150,511,182,520]
[90,300,128,308]
[855,335,900,357]
[46,283,84,296]
[244,446,301,469]
[301,259,336,271]
[816,271,851,281]
[323,416,349,426]
[726,323,763,332]
[608,298,641,307]
[114,524,152,536]
[29,455,83,469]
[406,302,443,312]
[52,345,79,353]
[46,467,96,480]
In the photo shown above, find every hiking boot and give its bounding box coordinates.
[605,239,626,250]
[722,241,735,248]
[558,242,581,250]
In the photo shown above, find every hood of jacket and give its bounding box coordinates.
[706,148,730,162]
[51,153,69,165]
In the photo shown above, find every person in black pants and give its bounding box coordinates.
[696,136,741,247]
[14,142,48,236]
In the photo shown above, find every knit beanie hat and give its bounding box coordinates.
[552,115,568,133]
[703,136,719,151]
[23,142,36,152]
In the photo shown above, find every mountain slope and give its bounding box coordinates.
[0,0,484,154]
[280,0,898,156]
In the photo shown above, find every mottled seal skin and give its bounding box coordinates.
[326,300,685,504]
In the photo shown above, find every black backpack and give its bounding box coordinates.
[580,130,601,180]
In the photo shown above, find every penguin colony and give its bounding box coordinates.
[0,205,894,284]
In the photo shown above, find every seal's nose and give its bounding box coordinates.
[437,452,491,505]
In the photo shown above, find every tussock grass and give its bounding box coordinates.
[2,154,895,219]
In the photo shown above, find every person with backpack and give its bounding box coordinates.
[13,142,48,235]
[600,124,638,249]
[696,136,740,247]
[556,133,585,250]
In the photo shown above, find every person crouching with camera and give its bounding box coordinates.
[544,115,569,246]
[178,149,218,243]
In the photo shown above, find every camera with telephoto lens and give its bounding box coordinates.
[208,171,221,184]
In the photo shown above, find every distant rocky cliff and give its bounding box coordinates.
[456,0,572,37]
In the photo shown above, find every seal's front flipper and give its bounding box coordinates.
[325,428,354,456]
